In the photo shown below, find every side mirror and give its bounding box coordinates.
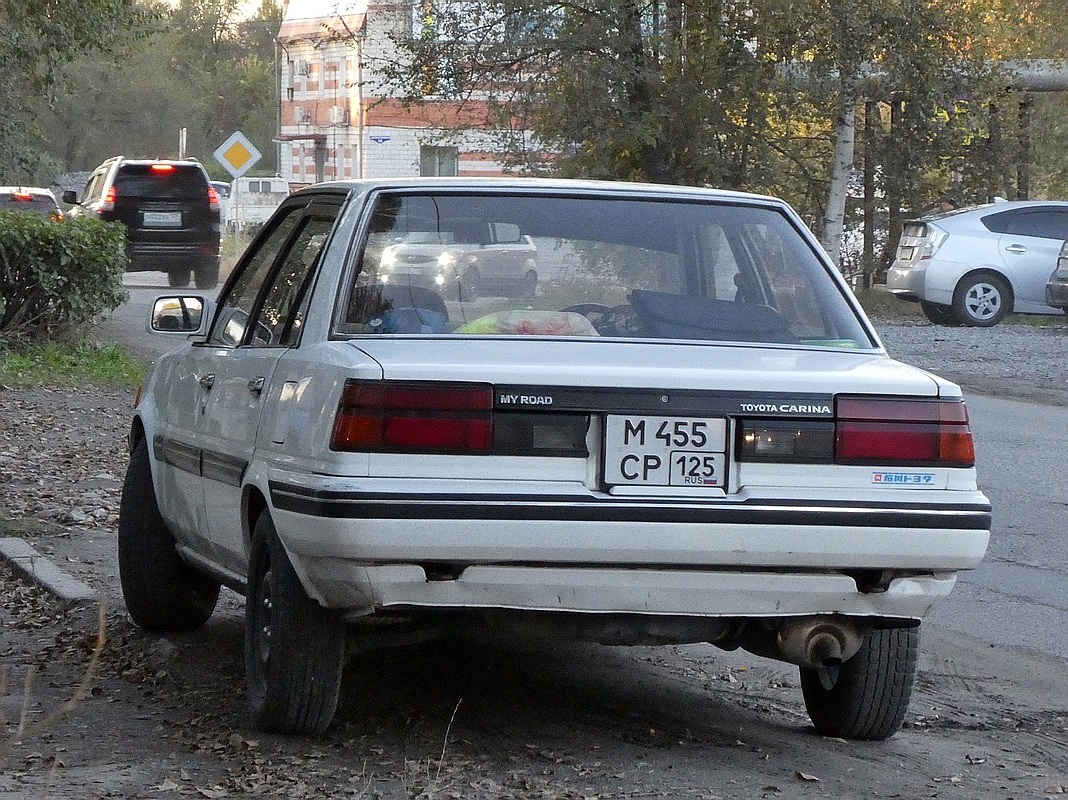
[62,190,78,205]
[150,296,207,335]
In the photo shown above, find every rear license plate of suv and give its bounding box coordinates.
[143,211,182,228]
[603,415,727,489]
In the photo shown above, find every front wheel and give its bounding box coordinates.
[952,273,1011,326]
[118,437,220,631]
[245,513,346,735]
[799,624,918,741]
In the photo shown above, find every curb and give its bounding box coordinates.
[0,536,98,605]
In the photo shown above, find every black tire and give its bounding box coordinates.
[168,269,191,288]
[952,273,1011,326]
[118,437,220,632]
[800,624,918,741]
[194,263,219,291]
[919,300,957,326]
[245,513,345,735]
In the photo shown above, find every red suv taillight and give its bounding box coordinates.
[208,186,220,214]
[331,380,494,452]
[101,186,116,212]
[835,397,974,466]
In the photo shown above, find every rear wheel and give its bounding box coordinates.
[952,273,1010,326]
[168,269,191,288]
[800,624,918,740]
[246,513,345,734]
[919,300,956,326]
[118,437,220,631]
[194,262,219,291]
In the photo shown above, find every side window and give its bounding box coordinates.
[83,172,104,204]
[1005,209,1068,240]
[420,145,458,176]
[250,215,337,347]
[208,210,303,346]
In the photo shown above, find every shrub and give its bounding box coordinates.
[0,211,129,342]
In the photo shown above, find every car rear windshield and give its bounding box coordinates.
[340,191,872,348]
[113,165,207,199]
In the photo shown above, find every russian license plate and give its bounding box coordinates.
[604,415,727,488]
[143,210,181,228]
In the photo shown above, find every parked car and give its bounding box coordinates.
[0,186,63,220]
[120,178,990,739]
[886,199,1068,326]
[1044,239,1068,312]
[210,181,231,224]
[63,157,221,290]
[377,221,538,299]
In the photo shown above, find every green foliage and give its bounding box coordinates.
[0,0,157,180]
[16,0,281,179]
[0,213,129,340]
[0,341,145,388]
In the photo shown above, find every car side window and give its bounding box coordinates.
[1004,209,1068,240]
[208,209,303,347]
[249,216,336,347]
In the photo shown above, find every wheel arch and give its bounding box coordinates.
[954,267,1016,311]
[243,483,270,556]
[127,415,147,454]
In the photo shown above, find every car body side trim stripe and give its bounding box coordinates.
[267,482,990,530]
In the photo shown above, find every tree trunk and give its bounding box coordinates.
[821,76,858,267]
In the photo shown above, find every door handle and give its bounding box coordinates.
[1004,244,1027,254]
[198,373,215,390]
[247,376,265,395]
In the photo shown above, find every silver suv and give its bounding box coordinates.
[886,200,1068,326]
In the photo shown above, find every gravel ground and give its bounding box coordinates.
[875,318,1068,406]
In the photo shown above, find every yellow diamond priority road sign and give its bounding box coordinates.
[214,131,262,178]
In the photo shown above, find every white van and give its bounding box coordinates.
[226,176,290,230]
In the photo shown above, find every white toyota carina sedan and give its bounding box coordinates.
[120,178,990,739]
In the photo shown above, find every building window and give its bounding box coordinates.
[420,145,458,176]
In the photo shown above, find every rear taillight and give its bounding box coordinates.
[101,186,116,212]
[918,227,947,260]
[835,397,974,466]
[208,186,220,213]
[150,163,175,174]
[331,380,493,452]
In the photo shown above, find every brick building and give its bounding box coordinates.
[277,0,522,186]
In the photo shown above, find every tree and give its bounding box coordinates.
[379,0,989,264]
[35,0,282,177]
[0,0,155,180]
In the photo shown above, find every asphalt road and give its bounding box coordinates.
[932,393,1068,661]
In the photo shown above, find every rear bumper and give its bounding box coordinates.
[266,480,991,618]
[1045,281,1068,310]
[296,563,959,621]
[127,242,219,272]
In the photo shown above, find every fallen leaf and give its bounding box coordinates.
[795,772,821,782]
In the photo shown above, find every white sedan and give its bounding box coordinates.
[119,178,990,738]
